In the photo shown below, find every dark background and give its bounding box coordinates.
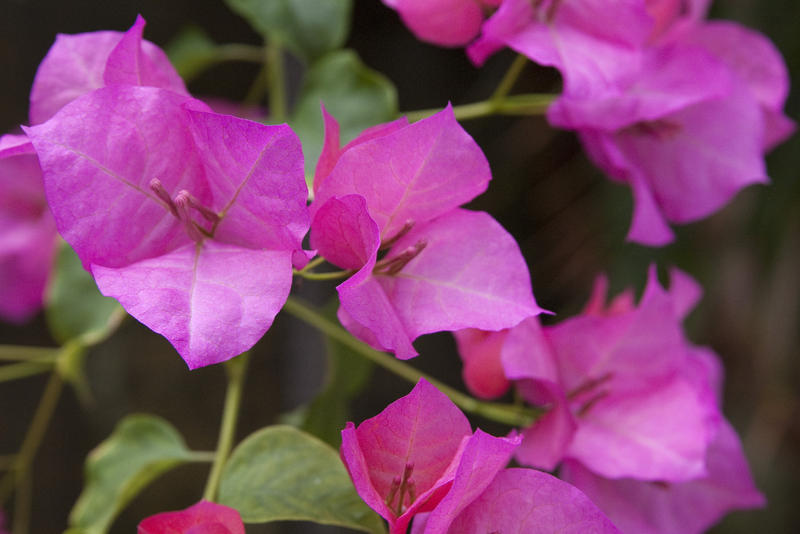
[1,1,798,532]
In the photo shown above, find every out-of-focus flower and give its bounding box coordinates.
[137,500,244,534]
[560,420,765,534]
[0,133,56,323]
[382,0,501,47]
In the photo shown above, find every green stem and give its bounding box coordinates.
[282,297,540,428]
[0,346,59,362]
[12,468,31,534]
[266,41,288,123]
[215,44,266,64]
[293,268,354,281]
[0,372,64,504]
[296,256,326,274]
[188,451,218,463]
[0,456,16,470]
[491,54,529,102]
[404,92,555,122]
[0,361,53,383]
[203,352,250,501]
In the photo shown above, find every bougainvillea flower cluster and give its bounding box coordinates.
[341,379,621,533]
[137,500,244,534]
[391,0,795,246]
[24,18,309,369]
[310,106,543,359]
[455,267,764,532]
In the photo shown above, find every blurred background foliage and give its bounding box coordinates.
[0,0,797,532]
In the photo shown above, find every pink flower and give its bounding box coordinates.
[340,379,520,534]
[310,106,542,359]
[29,15,187,125]
[550,32,792,245]
[26,86,309,368]
[457,267,721,483]
[0,134,57,323]
[468,0,654,99]
[560,420,765,534]
[342,379,621,533]
[137,500,244,534]
[382,0,500,47]
[470,2,794,246]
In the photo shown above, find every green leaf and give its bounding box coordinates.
[45,242,122,344]
[218,425,385,533]
[300,301,374,446]
[165,25,219,81]
[291,49,398,180]
[69,414,195,534]
[224,0,352,61]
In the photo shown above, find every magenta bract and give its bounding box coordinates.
[137,500,244,534]
[469,0,793,246]
[26,86,309,368]
[311,107,542,358]
[480,268,722,482]
[340,379,519,534]
[382,0,489,47]
[561,420,765,534]
[0,134,56,323]
[29,15,187,125]
[444,468,621,533]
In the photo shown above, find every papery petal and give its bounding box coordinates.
[383,0,485,47]
[314,107,409,195]
[30,17,187,125]
[25,86,211,269]
[186,110,309,252]
[453,329,511,399]
[338,271,418,360]
[685,21,789,114]
[314,106,343,194]
[377,209,542,338]
[470,0,652,98]
[0,134,56,323]
[501,316,558,383]
[137,500,244,534]
[501,318,575,470]
[313,106,490,240]
[568,375,719,481]
[93,242,293,368]
[421,430,521,533]
[0,135,35,158]
[548,43,732,131]
[0,215,56,323]
[664,266,702,320]
[29,31,122,124]
[682,21,795,149]
[340,379,472,525]
[515,381,576,471]
[627,171,676,246]
[546,279,684,394]
[310,195,380,270]
[103,15,188,95]
[447,468,621,533]
[614,83,768,226]
[561,421,764,534]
